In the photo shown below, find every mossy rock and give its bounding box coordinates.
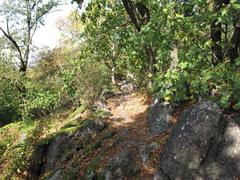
[62,150,74,161]
[57,126,80,136]
[63,168,79,180]
[68,104,88,121]
[60,119,96,135]
[61,120,79,129]
[92,109,110,119]
[83,140,102,155]
[85,156,101,180]
[83,130,116,155]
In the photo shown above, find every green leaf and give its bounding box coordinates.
[235,57,240,66]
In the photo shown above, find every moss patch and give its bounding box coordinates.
[85,155,101,179]
[83,130,116,155]
[68,104,88,121]
[92,108,111,119]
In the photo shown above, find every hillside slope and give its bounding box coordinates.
[1,92,239,179]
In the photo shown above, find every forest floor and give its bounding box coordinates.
[79,92,171,179]
[107,92,169,178]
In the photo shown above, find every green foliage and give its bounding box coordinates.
[0,0,239,126]
[0,57,21,124]
[146,0,240,109]
[67,104,87,121]
[0,120,37,177]
[62,57,112,106]
[21,87,60,119]
[62,69,77,98]
[154,69,189,103]
[81,0,141,83]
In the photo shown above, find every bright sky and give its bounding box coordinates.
[33,2,77,49]
[0,0,89,49]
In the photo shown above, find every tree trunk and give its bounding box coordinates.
[122,0,157,78]
[19,62,27,73]
[211,0,223,65]
[228,11,240,63]
[122,0,141,32]
[211,20,222,65]
[170,45,179,70]
[111,61,116,86]
[144,45,156,76]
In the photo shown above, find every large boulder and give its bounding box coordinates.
[41,133,71,174]
[157,101,240,179]
[147,99,173,135]
[28,143,49,178]
[205,121,240,179]
[40,120,106,176]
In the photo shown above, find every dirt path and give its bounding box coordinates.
[78,92,170,178]
[105,92,170,179]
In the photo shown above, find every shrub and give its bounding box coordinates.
[0,58,21,125]
[62,58,112,107]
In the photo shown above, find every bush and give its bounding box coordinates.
[154,59,240,110]
[0,58,21,125]
[62,58,112,107]
[21,87,60,119]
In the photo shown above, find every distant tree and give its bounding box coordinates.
[211,0,240,65]
[79,0,131,86]
[0,0,61,74]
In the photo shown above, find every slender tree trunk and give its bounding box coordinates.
[170,44,179,70]
[122,0,157,78]
[21,1,31,74]
[211,0,223,65]
[228,11,240,63]
[111,60,116,86]
[19,61,27,73]
[17,1,32,99]
[110,42,118,86]
[144,45,156,75]
[211,20,223,65]
[122,0,141,31]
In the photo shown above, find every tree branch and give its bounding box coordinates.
[228,11,240,63]
[122,0,141,32]
[0,26,23,62]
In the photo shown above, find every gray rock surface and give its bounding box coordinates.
[100,89,114,101]
[41,120,106,176]
[147,99,173,135]
[48,169,62,180]
[139,142,160,165]
[42,134,69,174]
[157,101,240,179]
[28,143,49,178]
[119,81,134,93]
[204,121,240,179]
[101,150,139,179]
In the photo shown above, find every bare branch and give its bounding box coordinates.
[0,26,24,62]
[30,7,60,29]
